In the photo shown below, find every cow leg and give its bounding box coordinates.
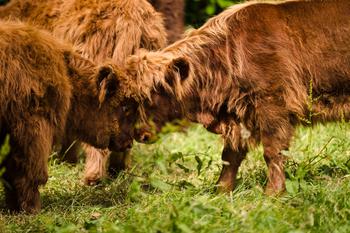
[260,121,294,195]
[217,143,247,193]
[3,150,44,214]
[3,119,52,214]
[108,150,132,177]
[83,146,110,185]
[59,136,80,164]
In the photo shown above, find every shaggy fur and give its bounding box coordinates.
[118,0,350,194]
[0,0,167,185]
[149,0,185,43]
[0,20,129,213]
[0,0,166,64]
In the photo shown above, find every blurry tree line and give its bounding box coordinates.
[185,0,241,27]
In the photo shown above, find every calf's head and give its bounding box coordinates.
[117,52,191,143]
[67,63,138,152]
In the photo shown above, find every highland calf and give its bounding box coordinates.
[117,0,350,194]
[0,0,168,184]
[0,20,130,213]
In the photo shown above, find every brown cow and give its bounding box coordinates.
[0,0,167,184]
[0,20,130,213]
[116,0,350,194]
[149,0,185,43]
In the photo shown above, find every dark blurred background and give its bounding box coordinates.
[185,0,240,27]
[0,0,8,5]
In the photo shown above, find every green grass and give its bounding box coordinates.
[0,122,349,233]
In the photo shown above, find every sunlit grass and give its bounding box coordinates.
[0,122,349,233]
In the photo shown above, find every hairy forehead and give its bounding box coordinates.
[126,51,173,69]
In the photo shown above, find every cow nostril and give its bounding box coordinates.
[140,133,151,143]
[126,143,133,149]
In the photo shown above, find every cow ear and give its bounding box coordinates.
[96,65,119,104]
[171,57,190,82]
[165,57,190,86]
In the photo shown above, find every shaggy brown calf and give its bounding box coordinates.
[149,0,185,43]
[0,20,130,213]
[0,0,167,184]
[117,0,350,194]
[52,0,166,184]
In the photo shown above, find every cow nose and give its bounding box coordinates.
[125,142,133,149]
[139,132,152,143]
